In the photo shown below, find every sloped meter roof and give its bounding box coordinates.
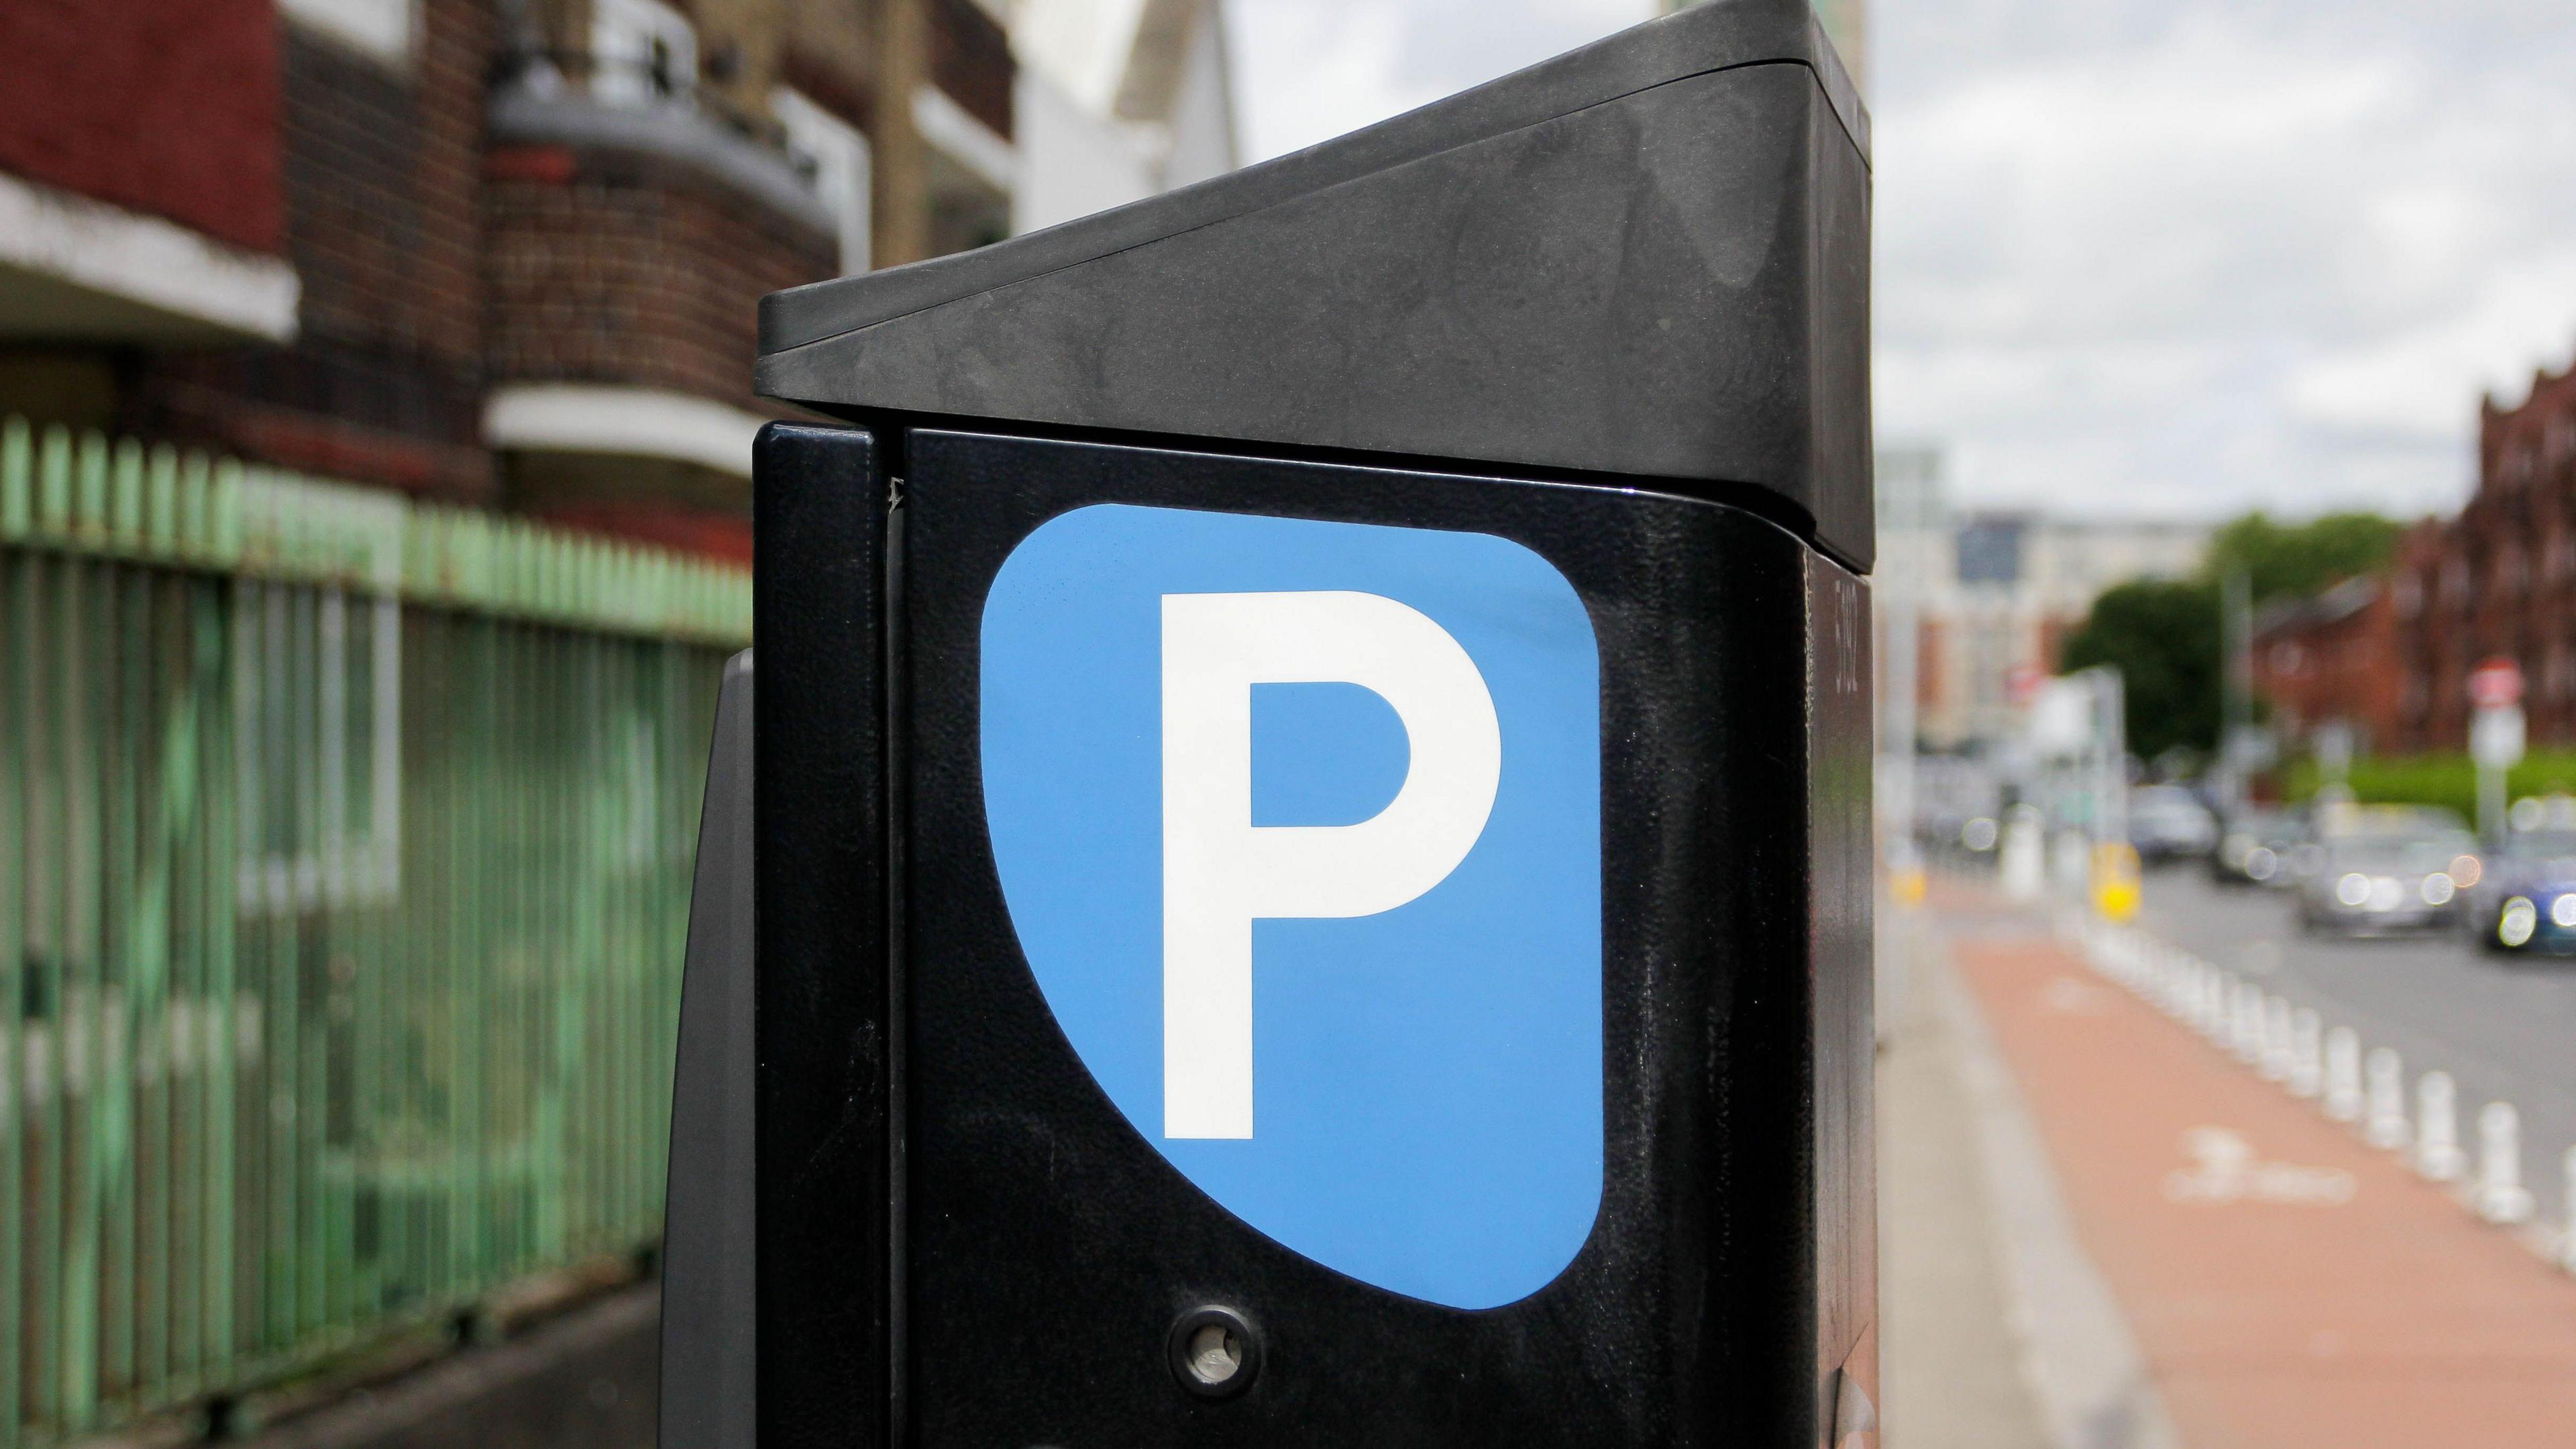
[757,0,1876,570]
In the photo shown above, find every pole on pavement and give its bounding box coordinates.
[2365,1049,2409,1150]
[2288,1009,2322,1099]
[2561,1148,2576,1273]
[2477,1102,2534,1224]
[2416,1073,2465,1182]
[2469,659,2526,848]
[2323,1028,2363,1122]
[2261,996,2294,1083]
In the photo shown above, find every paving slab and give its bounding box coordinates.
[1944,903,2576,1448]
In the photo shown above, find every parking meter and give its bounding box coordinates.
[663,1,1875,1443]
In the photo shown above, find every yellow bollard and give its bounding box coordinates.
[2092,841,2142,922]
[1892,865,1929,908]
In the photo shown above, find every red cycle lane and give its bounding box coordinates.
[1947,917,2576,1447]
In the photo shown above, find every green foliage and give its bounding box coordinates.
[2204,511,2405,603]
[2283,751,2576,821]
[2059,578,2222,759]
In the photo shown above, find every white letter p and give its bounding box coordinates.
[1161,591,1502,1139]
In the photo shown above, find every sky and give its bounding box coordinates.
[1225,0,2576,523]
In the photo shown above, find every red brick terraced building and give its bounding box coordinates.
[2387,360,2576,751]
[0,0,1238,562]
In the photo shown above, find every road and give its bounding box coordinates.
[2132,865,2576,1232]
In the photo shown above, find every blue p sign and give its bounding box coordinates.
[981,504,1601,1309]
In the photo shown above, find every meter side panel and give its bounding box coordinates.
[1808,554,1877,1441]
[752,423,897,1449]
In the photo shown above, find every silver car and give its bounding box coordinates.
[2295,826,2481,936]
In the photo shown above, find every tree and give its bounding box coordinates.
[2059,579,2222,761]
[2204,511,2404,603]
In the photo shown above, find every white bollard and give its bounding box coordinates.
[2288,1009,2322,1098]
[2261,996,2294,1081]
[2324,1028,2363,1122]
[2233,981,2265,1065]
[2416,1072,2465,1182]
[2365,1049,2409,1150]
[2562,1148,2576,1273]
[2001,814,2044,899]
[2477,1102,2535,1224]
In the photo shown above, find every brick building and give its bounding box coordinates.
[0,0,1237,560]
[2385,361,2576,750]
[2249,574,2402,754]
[1870,460,2211,753]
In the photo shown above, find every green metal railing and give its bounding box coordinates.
[0,419,749,1444]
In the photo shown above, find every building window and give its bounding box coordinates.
[773,88,874,275]
[1955,517,2025,586]
[280,0,414,62]
[593,0,698,107]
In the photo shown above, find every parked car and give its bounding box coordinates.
[2465,827,2576,955]
[2210,808,2306,887]
[2129,785,2218,864]
[2295,809,2480,936]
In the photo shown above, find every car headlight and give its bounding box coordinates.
[2553,894,2576,930]
[2336,872,2371,907]
[2422,873,2456,906]
[2247,847,2277,881]
[2503,898,2539,947]
[2451,854,2484,888]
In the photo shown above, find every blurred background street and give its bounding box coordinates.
[11,0,2576,1444]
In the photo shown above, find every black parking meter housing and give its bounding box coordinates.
[663,1,1875,1443]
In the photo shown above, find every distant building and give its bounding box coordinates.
[1892,510,2210,751]
[2387,358,2576,750]
[2250,575,2402,755]
[0,0,1236,560]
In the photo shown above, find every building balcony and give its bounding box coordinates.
[481,48,841,559]
[0,0,299,345]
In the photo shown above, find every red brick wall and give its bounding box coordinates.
[484,162,835,407]
[929,0,1014,140]
[123,1,499,503]
[0,0,283,252]
[2256,584,2402,754]
[284,7,490,373]
[2398,361,2576,750]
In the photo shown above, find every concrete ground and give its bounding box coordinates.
[1880,930,2055,1449]
[238,1287,658,1449]
[1928,879,2576,1447]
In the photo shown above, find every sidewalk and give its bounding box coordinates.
[1878,930,2054,1449]
[1933,885,2576,1447]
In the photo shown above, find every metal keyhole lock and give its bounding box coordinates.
[1168,1305,1261,1399]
